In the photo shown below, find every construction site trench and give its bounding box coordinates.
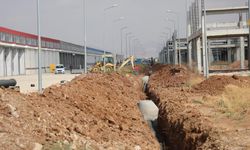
[1,64,250,149]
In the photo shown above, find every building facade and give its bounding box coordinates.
[159,37,188,65]
[0,26,110,77]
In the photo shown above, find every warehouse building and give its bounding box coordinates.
[0,26,110,77]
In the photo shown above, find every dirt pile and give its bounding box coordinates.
[148,65,215,149]
[148,64,250,149]
[0,73,160,149]
[229,60,248,69]
[149,65,192,89]
[194,75,250,95]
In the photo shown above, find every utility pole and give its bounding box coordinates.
[84,0,87,74]
[36,0,42,93]
[120,27,127,57]
[103,4,118,73]
[202,0,209,78]
[248,0,250,70]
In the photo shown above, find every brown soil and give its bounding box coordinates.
[0,73,160,150]
[148,64,250,150]
[149,65,193,89]
[229,60,248,69]
[193,75,250,95]
[210,60,249,70]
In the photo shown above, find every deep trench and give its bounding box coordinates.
[141,75,209,150]
[138,77,167,150]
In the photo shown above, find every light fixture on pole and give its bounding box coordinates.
[113,17,125,69]
[125,32,132,58]
[83,0,87,74]
[128,35,135,56]
[132,39,139,57]
[36,0,42,93]
[165,18,178,65]
[248,0,250,69]
[103,3,119,73]
[120,26,128,57]
[166,10,181,66]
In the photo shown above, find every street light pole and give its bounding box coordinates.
[125,32,132,58]
[165,18,178,65]
[202,0,209,78]
[113,17,125,69]
[120,26,127,57]
[166,11,181,66]
[36,0,42,93]
[248,0,250,70]
[84,0,87,74]
[132,39,139,56]
[103,4,118,73]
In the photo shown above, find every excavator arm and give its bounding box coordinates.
[118,56,135,71]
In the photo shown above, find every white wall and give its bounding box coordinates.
[25,48,60,75]
[12,49,19,75]
[0,47,4,76]
[19,49,25,75]
[6,48,12,76]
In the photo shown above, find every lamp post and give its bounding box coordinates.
[36,0,42,93]
[248,0,250,69]
[103,4,118,73]
[132,38,139,56]
[125,32,132,58]
[166,10,181,66]
[165,18,178,65]
[113,17,125,71]
[120,26,127,57]
[83,0,87,74]
[128,35,135,56]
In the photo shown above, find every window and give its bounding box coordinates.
[31,39,37,46]
[26,38,32,45]
[0,32,5,41]
[49,42,53,48]
[5,34,13,42]
[14,36,20,43]
[54,43,60,49]
[20,37,25,44]
[42,41,46,47]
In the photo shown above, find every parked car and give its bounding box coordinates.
[55,64,65,74]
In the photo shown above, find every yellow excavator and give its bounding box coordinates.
[90,55,135,73]
[90,54,115,73]
[118,56,135,71]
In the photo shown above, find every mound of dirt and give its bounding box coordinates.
[0,73,160,149]
[147,65,216,149]
[229,60,248,69]
[149,65,192,89]
[194,75,250,95]
[148,65,250,149]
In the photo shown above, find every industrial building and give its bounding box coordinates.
[159,37,188,65]
[0,26,111,77]
[159,1,250,74]
[187,0,249,73]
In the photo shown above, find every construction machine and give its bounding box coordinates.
[118,56,135,71]
[90,54,115,73]
[90,55,135,73]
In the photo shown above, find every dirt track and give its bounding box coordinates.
[0,73,160,149]
[148,64,250,150]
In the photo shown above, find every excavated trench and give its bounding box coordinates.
[138,76,165,150]
[139,74,209,150]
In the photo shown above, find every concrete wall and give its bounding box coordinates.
[0,46,26,76]
[0,47,4,76]
[25,48,60,74]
